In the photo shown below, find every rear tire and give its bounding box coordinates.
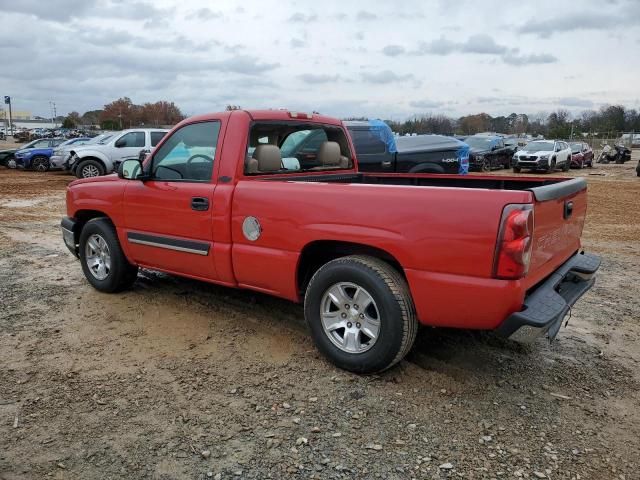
[76,159,104,179]
[304,255,418,374]
[79,218,138,293]
[562,159,570,172]
[31,156,50,172]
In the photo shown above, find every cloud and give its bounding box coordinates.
[382,45,406,57]
[210,55,280,75]
[461,34,508,55]
[558,97,595,108]
[0,0,97,21]
[298,74,340,84]
[288,12,318,23]
[186,8,223,20]
[501,52,557,66]
[518,11,623,38]
[290,38,306,48]
[409,100,446,109]
[361,70,414,84]
[356,11,377,21]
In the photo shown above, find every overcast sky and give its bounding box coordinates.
[1,0,639,120]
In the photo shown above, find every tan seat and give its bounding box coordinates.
[252,145,282,172]
[317,141,349,168]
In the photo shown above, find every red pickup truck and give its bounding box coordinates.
[61,109,600,373]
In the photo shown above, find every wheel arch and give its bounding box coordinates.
[72,209,114,243]
[296,240,405,296]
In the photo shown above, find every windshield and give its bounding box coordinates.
[22,140,39,149]
[464,136,494,149]
[570,142,583,153]
[525,141,554,151]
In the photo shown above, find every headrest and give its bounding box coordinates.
[252,145,282,172]
[317,141,341,166]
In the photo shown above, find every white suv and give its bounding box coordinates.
[513,140,572,173]
[69,128,168,178]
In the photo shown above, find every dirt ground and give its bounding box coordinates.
[1,145,639,480]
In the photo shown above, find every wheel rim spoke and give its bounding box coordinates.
[320,281,381,354]
[84,234,111,280]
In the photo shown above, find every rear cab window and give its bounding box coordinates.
[244,121,353,175]
[349,129,387,154]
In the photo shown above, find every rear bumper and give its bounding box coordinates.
[495,251,601,342]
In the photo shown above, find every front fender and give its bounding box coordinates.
[73,149,111,168]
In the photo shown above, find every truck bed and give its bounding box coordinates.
[269,172,586,201]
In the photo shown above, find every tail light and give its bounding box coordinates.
[493,204,534,280]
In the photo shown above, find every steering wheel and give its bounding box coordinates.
[186,154,214,178]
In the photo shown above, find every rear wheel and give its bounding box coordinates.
[304,255,417,374]
[79,218,138,293]
[31,156,50,172]
[562,159,570,171]
[76,159,104,178]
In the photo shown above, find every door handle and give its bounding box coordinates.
[381,160,392,167]
[191,197,209,211]
[564,200,573,219]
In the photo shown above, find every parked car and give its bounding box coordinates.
[14,130,30,142]
[0,147,18,167]
[569,142,594,169]
[344,120,469,174]
[512,140,572,173]
[60,109,599,374]
[49,136,102,170]
[13,138,67,171]
[68,129,168,178]
[465,135,515,171]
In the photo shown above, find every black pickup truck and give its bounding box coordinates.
[344,120,469,174]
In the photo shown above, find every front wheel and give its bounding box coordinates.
[513,166,521,173]
[76,159,105,179]
[79,218,138,293]
[546,158,556,173]
[304,255,418,374]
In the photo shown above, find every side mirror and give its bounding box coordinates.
[115,138,126,148]
[118,159,143,180]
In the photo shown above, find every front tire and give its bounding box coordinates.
[546,158,556,173]
[513,166,521,173]
[76,159,104,179]
[79,218,138,293]
[31,156,50,172]
[304,255,418,374]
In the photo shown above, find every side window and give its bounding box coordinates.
[116,132,145,148]
[350,130,386,154]
[151,121,220,182]
[150,131,167,147]
[35,140,50,148]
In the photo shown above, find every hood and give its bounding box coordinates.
[69,173,120,187]
[518,149,553,156]
[0,148,17,154]
[469,147,491,155]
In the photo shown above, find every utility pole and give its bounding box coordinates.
[52,102,57,127]
[4,96,13,136]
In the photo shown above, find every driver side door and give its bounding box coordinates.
[122,121,221,281]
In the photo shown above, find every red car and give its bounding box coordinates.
[570,142,594,168]
[60,110,600,373]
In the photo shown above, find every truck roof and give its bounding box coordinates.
[182,109,344,127]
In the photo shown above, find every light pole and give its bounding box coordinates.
[4,96,13,136]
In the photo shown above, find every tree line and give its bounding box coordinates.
[62,97,185,130]
[380,105,640,138]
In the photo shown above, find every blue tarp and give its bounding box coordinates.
[368,119,397,154]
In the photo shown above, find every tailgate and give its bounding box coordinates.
[525,178,588,289]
